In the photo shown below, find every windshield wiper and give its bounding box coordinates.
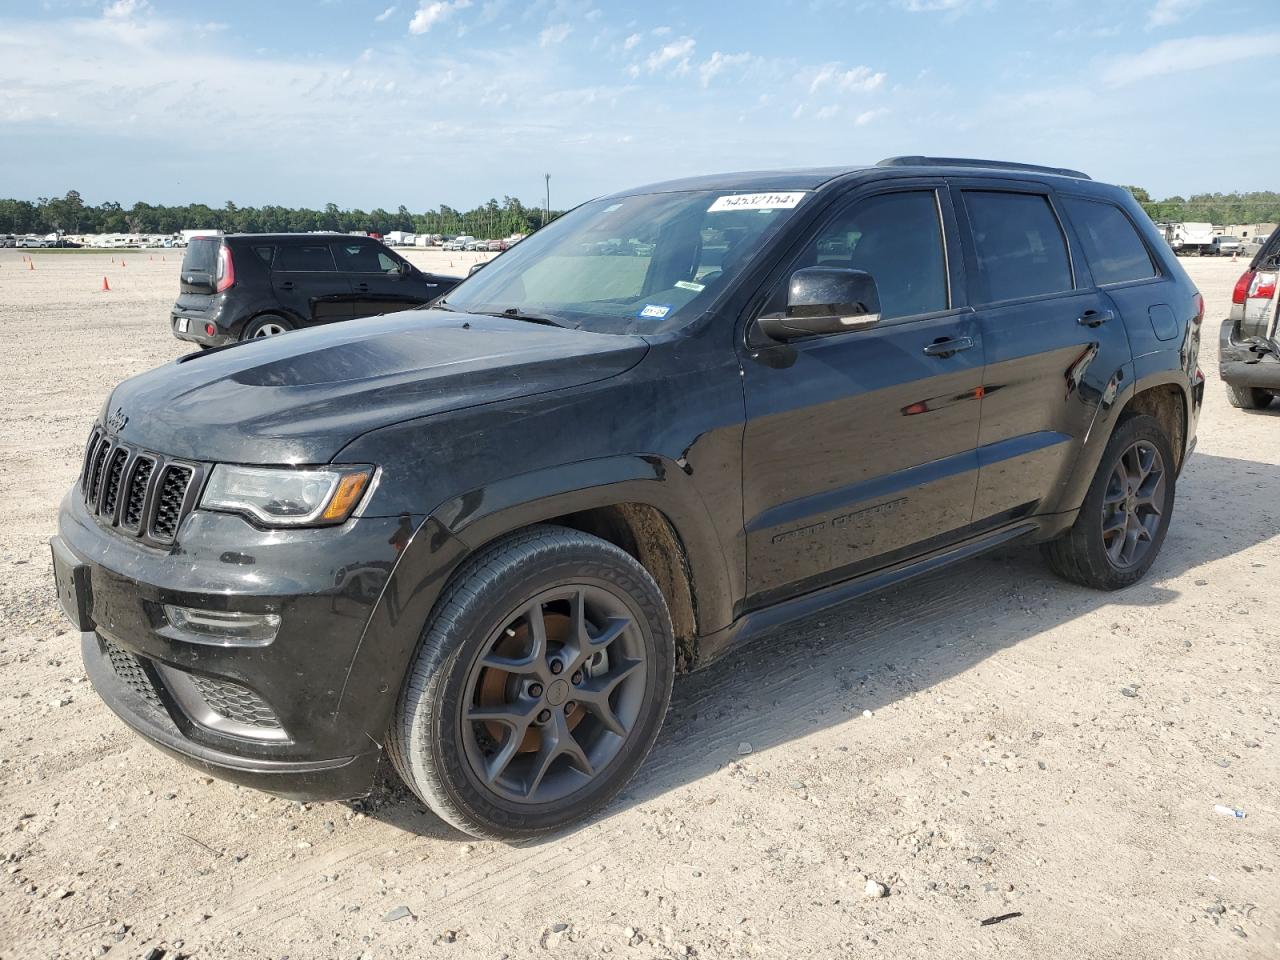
[481,307,572,329]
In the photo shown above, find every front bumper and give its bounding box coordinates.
[54,488,428,801]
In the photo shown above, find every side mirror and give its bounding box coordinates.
[398,261,414,277]
[467,261,487,277]
[757,267,882,341]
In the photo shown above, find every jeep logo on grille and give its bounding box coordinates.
[106,406,129,433]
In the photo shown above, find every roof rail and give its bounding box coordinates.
[876,156,1092,180]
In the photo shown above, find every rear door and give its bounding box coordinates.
[332,240,437,317]
[739,182,985,608]
[952,181,1133,526]
[271,242,353,325]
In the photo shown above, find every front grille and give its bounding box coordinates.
[151,465,193,543]
[188,674,281,729]
[121,458,154,530]
[101,447,128,520]
[78,427,201,547]
[101,637,164,712]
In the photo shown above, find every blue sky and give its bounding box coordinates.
[1,0,1278,210]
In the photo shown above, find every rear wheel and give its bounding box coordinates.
[387,526,675,840]
[1042,414,1176,590]
[241,314,291,340]
[1225,384,1273,410]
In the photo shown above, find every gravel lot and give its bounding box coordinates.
[0,249,1276,960]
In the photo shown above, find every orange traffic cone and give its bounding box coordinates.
[111,256,115,263]
[121,259,126,267]
[28,260,34,271]
[102,276,111,292]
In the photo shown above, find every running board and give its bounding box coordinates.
[696,521,1039,667]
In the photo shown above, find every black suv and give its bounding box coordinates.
[171,233,459,346]
[1222,231,1280,408]
[54,158,1203,839]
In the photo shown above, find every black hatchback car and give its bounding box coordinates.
[56,158,1203,840]
[171,233,459,346]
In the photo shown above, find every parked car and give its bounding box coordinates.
[169,233,461,346]
[54,157,1203,839]
[1169,221,1216,256]
[0,234,14,248]
[464,239,486,252]
[1222,231,1280,409]
[1210,235,1242,257]
[442,236,474,251]
[15,236,43,248]
[486,239,507,252]
[1242,234,1271,258]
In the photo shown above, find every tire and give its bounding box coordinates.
[387,525,675,840]
[1041,413,1177,591]
[241,314,292,340]
[1225,384,1273,410]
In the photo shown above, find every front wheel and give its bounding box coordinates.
[387,526,675,840]
[1041,414,1176,590]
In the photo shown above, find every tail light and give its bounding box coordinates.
[1233,269,1277,304]
[1233,270,1254,304]
[1192,292,1204,324]
[215,243,235,293]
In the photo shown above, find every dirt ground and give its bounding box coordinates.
[0,248,1276,960]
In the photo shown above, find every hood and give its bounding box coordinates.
[104,310,648,464]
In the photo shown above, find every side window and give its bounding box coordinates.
[275,244,336,272]
[334,242,399,274]
[1062,197,1156,285]
[252,245,276,266]
[767,190,948,320]
[962,191,1073,303]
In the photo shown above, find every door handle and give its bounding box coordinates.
[355,282,370,293]
[923,336,975,358]
[279,280,296,291]
[1077,309,1114,328]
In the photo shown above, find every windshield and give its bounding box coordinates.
[440,189,809,333]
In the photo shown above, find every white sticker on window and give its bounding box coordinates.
[638,303,672,319]
[707,192,806,213]
[675,280,705,292]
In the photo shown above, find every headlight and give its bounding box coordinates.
[201,464,372,527]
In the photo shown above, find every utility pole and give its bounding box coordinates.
[544,173,551,227]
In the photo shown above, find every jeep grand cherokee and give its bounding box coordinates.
[53,157,1203,839]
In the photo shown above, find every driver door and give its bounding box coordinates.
[738,184,985,608]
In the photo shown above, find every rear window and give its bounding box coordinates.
[963,191,1074,303]
[1062,197,1156,286]
[333,242,399,273]
[180,238,219,273]
[275,244,336,272]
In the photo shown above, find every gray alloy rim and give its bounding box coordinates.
[252,322,287,337]
[1101,440,1167,569]
[460,584,647,805]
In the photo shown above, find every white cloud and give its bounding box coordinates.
[409,0,471,34]
[622,32,641,50]
[375,6,397,23]
[652,25,671,36]
[698,51,754,87]
[854,107,888,125]
[897,0,972,11]
[539,22,571,46]
[103,0,148,18]
[644,36,696,75]
[808,63,885,94]
[1102,31,1280,86]
[1147,0,1202,28]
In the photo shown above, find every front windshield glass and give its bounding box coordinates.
[440,189,810,334]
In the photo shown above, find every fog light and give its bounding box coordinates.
[162,605,281,646]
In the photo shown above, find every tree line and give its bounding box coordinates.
[0,191,563,239]
[5,187,1280,240]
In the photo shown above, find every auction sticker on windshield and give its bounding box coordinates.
[638,304,672,319]
[707,192,806,212]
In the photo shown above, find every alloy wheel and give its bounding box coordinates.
[1100,440,1167,569]
[459,585,647,805]
[252,322,287,337]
